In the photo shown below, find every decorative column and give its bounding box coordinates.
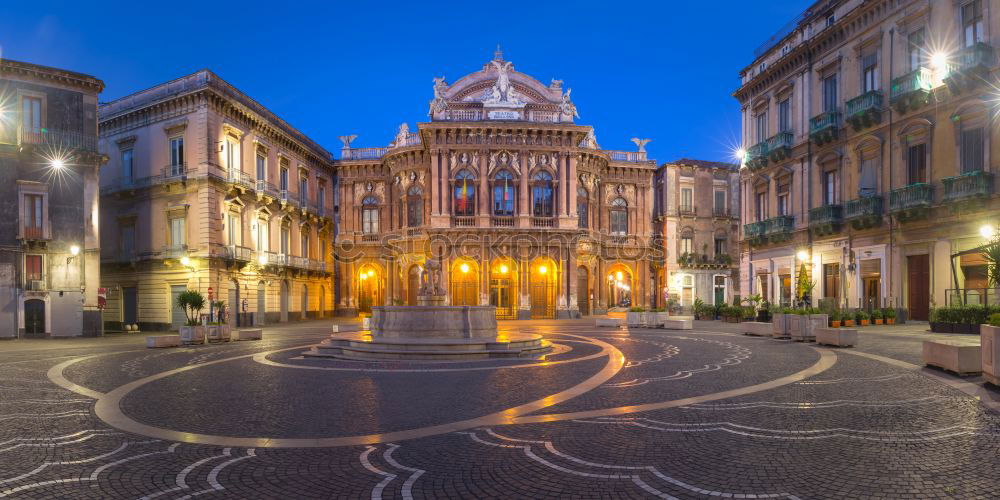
[518,152,530,228]
[565,248,579,318]
[518,255,531,319]
[478,150,489,226]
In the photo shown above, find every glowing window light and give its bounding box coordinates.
[616,271,624,281]
[367,269,375,277]
[180,256,191,267]
[460,263,470,273]
[498,264,508,274]
[538,265,547,275]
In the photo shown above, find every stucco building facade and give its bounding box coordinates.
[736,0,1000,319]
[334,51,659,319]
[0,59,105,337]
[98,71,335,331]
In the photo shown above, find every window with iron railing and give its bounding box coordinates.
[24,254,43,282]
[170,137,184,168]
[610,198,628,235]
[961,127,985,173]
[907,143,927,183]
[963,0,984,48]
[23,193,44,239]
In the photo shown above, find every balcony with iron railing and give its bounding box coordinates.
[942,170,994,206]
[890,67,933,114]
[223,245,252,262]
[845,91,883,132]
[809,110,840,145]
[764,215,794,238]
[945,42,996,93]
[745,141,769,171]
[288,256,309,269]
[279,190,299,207]
[261,252,287,266]
[227,169,255,191]
[888,183,933,221]
[765,131,794,162]
[255,179,280,199]
[808,204,843,236]
[713,206,731,218]
[607,233,635,245]
[678,205,695,216]
[2,126,99,152]
[162,164,186,182]
[844,195,883,229]
[162,244,188,259]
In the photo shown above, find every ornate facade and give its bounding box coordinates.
[335,51,659,319]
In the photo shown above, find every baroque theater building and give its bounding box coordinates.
[335,51,660,319]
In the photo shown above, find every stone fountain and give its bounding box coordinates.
[307,259,551,361]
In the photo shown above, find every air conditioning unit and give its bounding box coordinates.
[26,280,45,291]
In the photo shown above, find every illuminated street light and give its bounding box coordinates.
[616,271,623,281]
[734,147,746,162]
[50,159,65,169]
[498,264,508,274]
[69,245,80,256]
[538,265,547,275]
[258,254,267,266]
[367,269,375,277]
[981,225,996,239]
[180,256,191,267]
[796,250,809,261]
[460,263,470,273]
[931,51,949,71]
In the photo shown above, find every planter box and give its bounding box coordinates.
[816,327,857,347]
[662,319,693,330]
[982,325,1000,386]
[596,318,623,328]
[235,328,263,341]
[741,322,772,337]
[786,315,805,339]
[805,314,828,339]
[332,324,362,333]
[146,335,180,348]
[179,326,205,344]
[207,324,232,342]
[843,319,856,327]
[923,340,982,376]
[626,312,645,328]
[644,312,668,328]
[771,313,789,338]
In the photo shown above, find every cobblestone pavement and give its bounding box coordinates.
[1,319,999,498]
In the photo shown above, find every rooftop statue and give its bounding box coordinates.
[560,88,580,118]
[428,76,447,116]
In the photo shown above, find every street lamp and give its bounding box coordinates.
[50,159,65,170]
[460,263,470,274]
[796,249,809,262]
[180,256,191,267]
[980,224,996,240]
[69,245,80,256]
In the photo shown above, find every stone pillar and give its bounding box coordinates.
[478,151,489,226]
[595,258,607,314]
[480,246,489,306]
[518,154,530,228]
[518,254,531,319]
[562,247,579,318]
[568,154,578,219]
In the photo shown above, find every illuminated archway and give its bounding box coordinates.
[489,258,518,319]
[529,257,558,319]
[357,263,384,315]
[406,264,421,306]
[606,263,634,309]
[450,258,480,306]
[577,266,590,316]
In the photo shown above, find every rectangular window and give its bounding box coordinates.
[963,0,984,48]
[823,74,838,112]
[823,170,838,205]
[120,224,135,258]
[908,143,927,183]
[170,137,184,168]
[280,227,290,255]
[21,96,41,131]
[362,208,379,234]
[227,213,241,246]
[320,239,327,262]
[23,194,44,239]
[755,192,768,222]
[755,112,768,142]
[823,263,840,299]
[777,183,790,216]
[714,190,726,214]
[256,153,266,180]
[318,184,326,209]
[257,220,270,252]
[300,232,309,258]
[169,217,186,247]
[714,238,726,256]
[610,209,627,235]
[24,255,43,282]
[681,236,693,254]
[226,138,240,170]
[121,149,134,183]
[299,177,308,201]
[680,188,693,212]
[280,167,289,191]
[908,30,925,70]
[961,127,985,173]
[777,99,791,132]
[861,52,878,92]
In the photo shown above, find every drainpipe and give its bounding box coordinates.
[887,28,896,312]
[805,46,814,307]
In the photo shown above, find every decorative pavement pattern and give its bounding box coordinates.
[2,319,1000,498]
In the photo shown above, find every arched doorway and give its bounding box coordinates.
[529,257,557,319]
[24,299,45,334]
[357,264,383,315]
[489,258,517,320]
[280,280,289,322]
[407,265,420,306]
[606,264,634,309]
[301,284,309,320]
[577,266,590,316]
[451,258,479,306]
[257,281,266,326]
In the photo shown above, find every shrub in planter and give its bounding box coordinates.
[855,310,870,326]
[871,309,883,325]
[626,307,646,327]
[829,310,842,328]
[884,308,897,325]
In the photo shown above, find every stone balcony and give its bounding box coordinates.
[744,215,794,246]
[845,91,883,132]
[226,169,255,193]
[808,204,843,236]
[888,183,933,221]
[809,111,840,145]
[944,42,996,93]
[844,195,883,229]
[745,141,769,171]
[890,67,933,114]
[942,170,994,211]
[766,131,794,162]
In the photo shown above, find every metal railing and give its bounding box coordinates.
[743,221,766,239]
[890,67,932,101]
[949,42,996,74]
[162,245,188,259]
[452,216,476,227]
[945,288,1000,307]
[492,216,515,227]
[227,169,255,190]
[279,190,299,207]
[942,170,994,202]
[15,126,98,152]
[264,252,287,266]
[846,90,883,117]
[713,206,730,217]
[256,179,279,198]
[844,195,883,220]
[808,204,843,225]
[764,215,794,236]
[162,164,186,182]
[360,234,379,243]
[224,245,252,261]
[766,131,794,156]
[888,183,933,212]
[745,141,769,169]
[678,205,695,216]
[809,110,840,134]
[288,256,309,269]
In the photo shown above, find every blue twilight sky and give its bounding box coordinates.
[1,1,808,162]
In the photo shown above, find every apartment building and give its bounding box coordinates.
[0,59,105,337]
[736,0,998,319]
[654,159,741,308]
[98,70,335,331]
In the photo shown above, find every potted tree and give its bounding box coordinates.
[884,308,896,325]
[855,309,870,327]
[176,290,206,344]
[843,310,856,328]
[872,308,883,325]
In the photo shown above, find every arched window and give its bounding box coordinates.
[406,185,423,227]
[577,187,589,228]
[362,196,379,234]
[532,171,554,217]
[610,197,628,235]
[453,170,476,216]
[493,170,515,216]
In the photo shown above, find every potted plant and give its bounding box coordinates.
[649,307,669,328]
[884,308,897,325]
[855,309,870,327]
[871,308,883,325]
[982,313,1000,386]
[842,310,855,328]
[627,306,646,328]
[176,289,206,343]
[693,298,705,320]
[829,310,841,328]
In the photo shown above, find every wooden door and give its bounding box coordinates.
[907,254,930,321]
[123,287,138,326]
[577,267,589,316]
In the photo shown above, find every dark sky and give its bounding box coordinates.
[1,1,809,161]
